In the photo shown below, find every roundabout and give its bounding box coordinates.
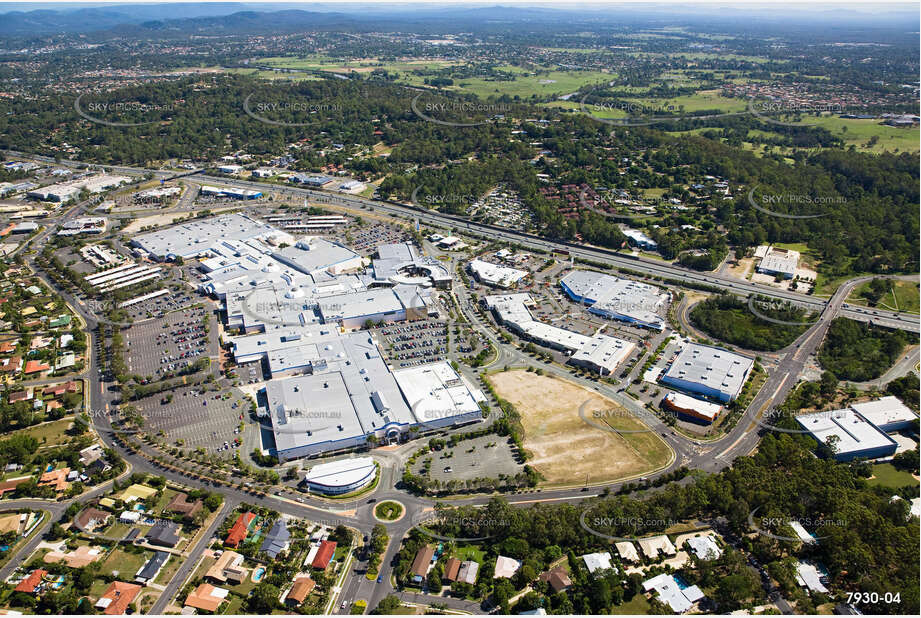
[373,500,405,522]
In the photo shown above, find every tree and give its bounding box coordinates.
[426,568,442,591]
[713,572,759,610]
[371,595,402,614]
[245,582,280,613]
[493,578,515,606]
[331,524,353,546]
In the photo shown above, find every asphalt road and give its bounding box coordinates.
[149,500,236,614]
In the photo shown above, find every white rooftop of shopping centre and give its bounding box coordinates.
[560,270,668,329]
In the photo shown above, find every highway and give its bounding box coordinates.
[191,172,921,334]
[6,148,916,331]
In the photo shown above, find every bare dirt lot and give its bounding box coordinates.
[487,370,672,487]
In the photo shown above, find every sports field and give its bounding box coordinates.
[487,370,671,487]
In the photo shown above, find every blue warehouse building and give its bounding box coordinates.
[796,409,898,462]
[559,270,668,331]
[659,343,754,404]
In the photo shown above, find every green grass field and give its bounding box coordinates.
[671,112,919,155]
[8,417,75,448]
[611,594,652,614]
[101,548,152,580]
[555,90,747,122]
[625,90,749,113]
[848,280,920,314]
[867,463,918,489]
[374,501,403,521]
[451,68,613,99]
[258,57,615,99]
[453,544,486,564]
[749,115,920,154]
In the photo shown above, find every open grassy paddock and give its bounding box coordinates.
[848,280,920,314]
[486,370,671,487]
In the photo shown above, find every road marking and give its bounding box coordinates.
[507,494,599,505]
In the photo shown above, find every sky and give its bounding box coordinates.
[0,0,915,7]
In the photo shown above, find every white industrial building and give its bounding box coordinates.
[135,186,182,202]
[755,245,800,279]
[57,217,106,236]
[467,259,529,288]
[848,396,918,432]
[264,335,416,461]
[27,174,129,203]
[484,293,589,351]
[569,334,635,376]
[318,287,408,329]
[795,407,899,462]
[199,185,262,200]
[560,270,669,330]
[273,237,364,275]
[81,175,130,193]
[338,180,366,192]
[132,213,290,261]
[620,227,658,251]
[27,184,80,203]
[264,345,485,460]
[659,343,754,403]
